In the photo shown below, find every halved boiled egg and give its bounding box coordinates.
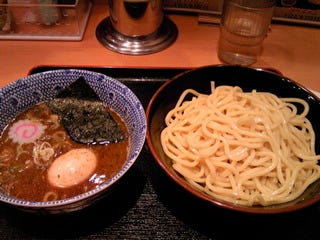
[47,148,97,188]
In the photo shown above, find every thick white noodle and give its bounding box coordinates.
[161,85,320,206]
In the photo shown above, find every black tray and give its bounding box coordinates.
[0,66,318,240]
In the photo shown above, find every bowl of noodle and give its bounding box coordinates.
[0,69,146,214]
[146,65,320,214]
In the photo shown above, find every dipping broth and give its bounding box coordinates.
[0,102,129,202]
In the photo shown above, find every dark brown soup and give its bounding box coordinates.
[0,102,129,202]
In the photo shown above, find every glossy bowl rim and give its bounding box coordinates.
[146,64,320,214]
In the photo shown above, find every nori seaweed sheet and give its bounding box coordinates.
[54,76,100,101]
[47,77,126,145]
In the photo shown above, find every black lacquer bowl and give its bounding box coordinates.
[146,65,320,214]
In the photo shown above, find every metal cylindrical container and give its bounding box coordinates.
[108,0,164,37]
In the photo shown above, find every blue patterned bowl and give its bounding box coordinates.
[0,69,146,214]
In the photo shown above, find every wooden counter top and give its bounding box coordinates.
[0,0,319,92]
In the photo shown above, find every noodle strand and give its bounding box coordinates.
[161,84,320,206]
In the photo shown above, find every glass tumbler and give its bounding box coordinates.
[217,0,275,66]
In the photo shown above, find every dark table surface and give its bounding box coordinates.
[0,66,318,240]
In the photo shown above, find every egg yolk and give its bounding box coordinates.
[47,148,97,188]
